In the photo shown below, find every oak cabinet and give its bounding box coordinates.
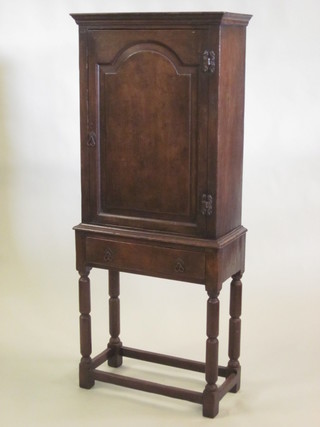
[72,12,251,418]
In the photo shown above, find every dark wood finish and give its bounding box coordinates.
[93,369,203,404]
[74,222,246,250]
[207,25,248,238]
[91,347,113,369]
[78,270,94,389]
[121,347,231,378]
[85,26,208,236]
[72,11,251,419]
[107,270,122,367]
[203,290,220,417]
[121,346,205,373]
[218,373,238,400]
[86,236,205,284]
[228,272,243,392]
[98,45,198,220]
[72,11,250,239]
[71,12,251,24]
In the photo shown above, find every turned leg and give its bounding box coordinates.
[228,272,242,392]
[203,288,220,418]
[108,270,123,367]
[79,269,94,389]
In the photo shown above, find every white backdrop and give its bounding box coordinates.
[1,1,319,426]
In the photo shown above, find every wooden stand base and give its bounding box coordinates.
[75,224,245,418]
[81,345,241,417]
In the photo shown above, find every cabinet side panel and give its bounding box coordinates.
[78,29,91,222]
[214,26,247,238]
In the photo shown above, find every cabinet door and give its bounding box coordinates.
[82,29,208,236]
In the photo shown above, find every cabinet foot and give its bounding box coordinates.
[108,339,123,368]
[79,357,94,389]
[203,385,219,418]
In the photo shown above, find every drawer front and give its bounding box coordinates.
[86,237,205,283]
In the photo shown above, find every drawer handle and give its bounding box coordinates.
[175,258,185,273]
[104,248,113,262]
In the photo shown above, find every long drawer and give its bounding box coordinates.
[85,237,205,283]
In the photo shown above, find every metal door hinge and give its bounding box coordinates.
[203,50,216,73]
[201,194,213,216]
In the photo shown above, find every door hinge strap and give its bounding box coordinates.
[201,194,213,216]
[203,50,216,73]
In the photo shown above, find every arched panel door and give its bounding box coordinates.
[86,32,209,236]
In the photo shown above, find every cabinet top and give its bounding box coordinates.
[71,12,252,28]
